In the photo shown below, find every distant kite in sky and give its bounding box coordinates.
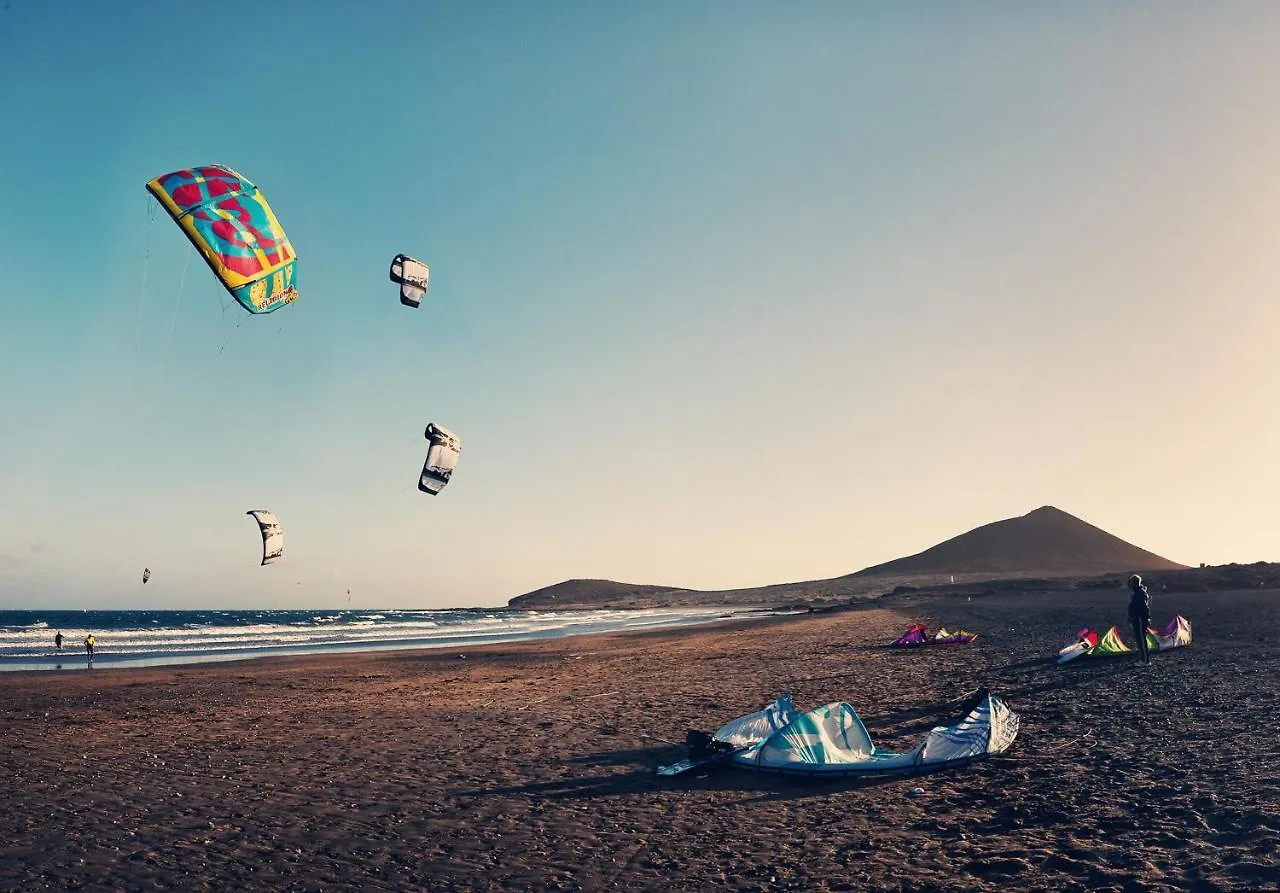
[246,511,284,565]
[390,254,430,308]
[419,424,461,494]
[142,568,151,584]
[146,164,298,314]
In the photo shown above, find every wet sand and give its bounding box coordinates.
[1,589,1277,891]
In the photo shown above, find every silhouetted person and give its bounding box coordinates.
[54,631,63,651]
[84,634,95,661]
[1127,574,1151,666]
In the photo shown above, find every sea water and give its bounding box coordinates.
[0,606,756,672]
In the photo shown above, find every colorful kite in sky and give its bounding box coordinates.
[146,164,298,314]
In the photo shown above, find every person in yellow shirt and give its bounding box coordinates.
[84,634,95,660]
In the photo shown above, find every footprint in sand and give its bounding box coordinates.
[965,856,1031,878]
[1225,860,1280,883]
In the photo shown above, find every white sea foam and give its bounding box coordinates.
[0,607,761,671]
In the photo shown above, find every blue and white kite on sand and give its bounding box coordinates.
[659,689,1019,778]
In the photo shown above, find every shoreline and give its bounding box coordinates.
[0,605,793,675]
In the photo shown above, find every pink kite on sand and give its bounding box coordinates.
[890,624,978,647]
[892,624,928,647]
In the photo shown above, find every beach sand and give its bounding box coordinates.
[1,589,1277,891]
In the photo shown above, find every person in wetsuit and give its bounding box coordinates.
[1127,574,1151,666]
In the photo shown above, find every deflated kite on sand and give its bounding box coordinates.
[658,689,1018,778]
[1056,615,1192,665]
[891,624,979,646]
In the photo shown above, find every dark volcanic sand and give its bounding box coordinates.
[1,589,1277,891]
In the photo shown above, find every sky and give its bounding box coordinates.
[2,1,1280,610]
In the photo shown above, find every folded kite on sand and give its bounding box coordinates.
[891,624,978,646]
[658,689,1018,779]
[1056,615,1193,665]
[932,627,979,645]
[1147,615,1194,653]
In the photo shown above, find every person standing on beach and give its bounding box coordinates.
[1127,575,1151,666]
[84,634,95,660]
[54,631,63,651]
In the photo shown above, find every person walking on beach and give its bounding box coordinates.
[54,631,63,651]
[1127,574,1151,666]
[84,634,95,660]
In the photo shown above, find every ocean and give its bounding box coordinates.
[0,606,757,672]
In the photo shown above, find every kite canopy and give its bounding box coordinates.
[891,624,977,646]
[390,254,430,308]
[142,568,151,584]
[246,510,284,566]
[1057,626,1129,664]
[1056,617,1192,665]
[672,691,1019,778]
[1147,615,1193,652]
[1092,626,1133,656]
[419,424,461,495]
[1056,628,1100,664]
[712,693,798,747]
[933,628,978,645]
[146,164,298,314]
[892,624,928,647]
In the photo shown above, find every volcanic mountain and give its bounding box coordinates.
[507,505,1189,609]
[851,505,1188,579]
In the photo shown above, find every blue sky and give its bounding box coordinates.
[3,1,1280,608]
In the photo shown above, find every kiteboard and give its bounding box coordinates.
[657,756,711,777]
[657,751,741,777]
[656,739,750,777]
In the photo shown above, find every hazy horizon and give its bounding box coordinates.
[3,1,1279,610]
